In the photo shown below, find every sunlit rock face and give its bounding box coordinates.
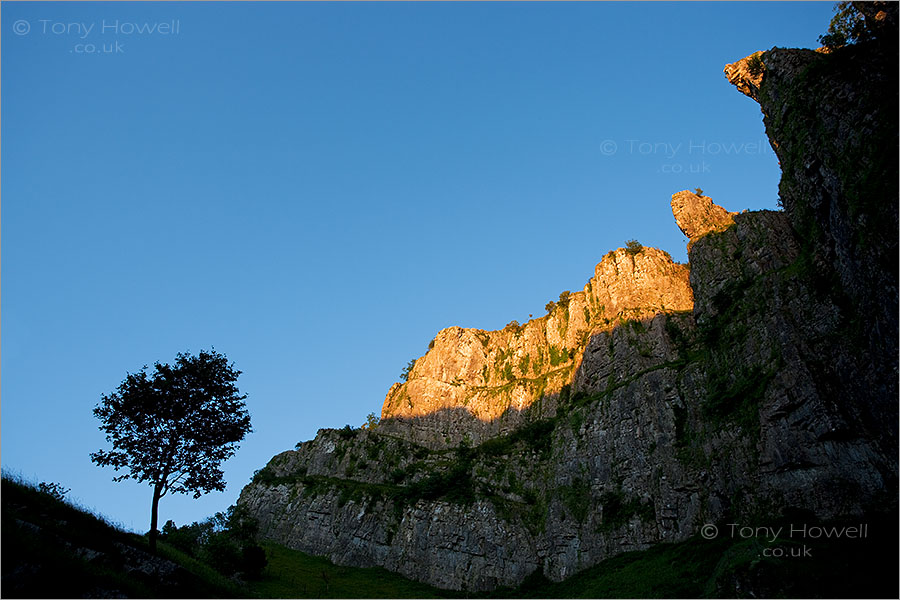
[670,190,737,248]
[239,37,897,594]
[723,50,767,101]
[378,246,693,449]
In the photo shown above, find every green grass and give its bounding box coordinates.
[249,537,736,599]
[248,543,458,599]
[490,536,736,598]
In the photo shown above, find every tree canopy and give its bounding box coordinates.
[91,349,252,551]
[819,1,897,48]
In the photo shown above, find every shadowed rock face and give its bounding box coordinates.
[238,38,897,594]
[727,41,898,447]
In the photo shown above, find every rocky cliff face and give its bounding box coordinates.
[238,37,897,593]
[725,36,898,456]
[378,246,693,449]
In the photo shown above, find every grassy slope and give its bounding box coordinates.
[1,476,246,598]
[3,476,896,598]
[249,543,458,599]
[2,475,450,599]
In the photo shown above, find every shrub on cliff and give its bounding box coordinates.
[503,320,522,333]
[625,240,643,255]
[400,358,416,382]
[337,424,358,439]
[362,412,380,430]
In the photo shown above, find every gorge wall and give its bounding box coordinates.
[238,33,898,593]
[377,244,693,450]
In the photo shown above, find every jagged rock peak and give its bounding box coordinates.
[670,190,736,246]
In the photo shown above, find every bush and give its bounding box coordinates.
[160,505,267,578]
[559,478,591,523]
[548,345,568,366]
[518,354,531,375]
[251,467,278,485]
[37,481,70,501]
[400,359,416,382]
[363,412,380,430]
[598,490,655,531]
[202,532,242,575]
[746,54,764,77]
[625,240,643,256]
[480,419,555,458]
[402,445,475,505]
[545,301,557,314]
[241,544,268,579]
[337,424,357,440]
[160,519,208,555]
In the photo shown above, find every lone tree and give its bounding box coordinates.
[91,349,252,553]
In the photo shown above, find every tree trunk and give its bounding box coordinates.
[149,482,163,554]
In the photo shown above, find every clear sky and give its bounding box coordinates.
[2,1,836,533]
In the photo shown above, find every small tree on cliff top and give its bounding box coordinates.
[91,349,251,553]
[625,239,644,255]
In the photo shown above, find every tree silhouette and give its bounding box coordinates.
[90,349,252,553]
[400,359,416,382]
[819,1,897,48]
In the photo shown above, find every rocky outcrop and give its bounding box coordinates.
[378,247,692,449]
[238,32,897,594]
[723,51,766,101]
[670,190,737,250]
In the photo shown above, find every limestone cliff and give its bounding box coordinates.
[378,246,692,449]
[238,33,897,594]
[670,189,736,248]
[725,40,898,454]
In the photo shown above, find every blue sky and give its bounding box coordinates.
[2,1,835,533]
